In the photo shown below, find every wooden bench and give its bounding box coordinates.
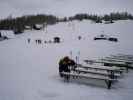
[61,72,117,89]
[84,59,130,71]
[104,57,133,64]
[75,68,121,79]
[103,61,130,71]
[77,64,124,74]
[84,59,102,64]
[101,58,133,69]
[110,54,133,60]
[60,63,121,89]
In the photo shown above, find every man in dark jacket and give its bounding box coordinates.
[59,56,70,77]
[59,56,76,77]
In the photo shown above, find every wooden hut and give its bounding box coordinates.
[54,37,60,43]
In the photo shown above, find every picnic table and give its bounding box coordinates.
[77,64,123,73]
[84,59,130,71]
[60,63,122,89]
[105,57,133,64]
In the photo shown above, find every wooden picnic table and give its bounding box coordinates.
[77,64,123,73]
[110,54,133,60]
[60,63,121,89]
[75,68,121,78]
[105,57,133,64]
[61,71,117,89]
[84,59,130,71]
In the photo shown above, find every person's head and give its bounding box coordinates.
[63,56,69,61]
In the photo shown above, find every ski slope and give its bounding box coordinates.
[0,20,133,100]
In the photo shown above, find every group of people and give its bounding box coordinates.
[59,56,77,77]
[27,38,55,44]
[27,38,42,44]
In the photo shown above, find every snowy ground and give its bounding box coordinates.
[0,20,133,100]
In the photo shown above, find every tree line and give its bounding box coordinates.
[0,14,58,34]
[60,12,133,23]
[0,12,133,34]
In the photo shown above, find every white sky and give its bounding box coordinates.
[0,0,133,19]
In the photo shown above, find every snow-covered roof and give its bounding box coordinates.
[35,24,43,28]
[0,30,15,38]
[25,25,31,29]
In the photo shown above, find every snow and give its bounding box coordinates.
[0,20,133,100]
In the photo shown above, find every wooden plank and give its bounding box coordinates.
[111,54,133,57]
[84,59,102,64]
[61,72,117,81]
[105,57,133,63]
[61,72,117,89]
[75,68,121,78]
[103,62,132,70]
[84,59,127,65]
[110,55,133,60]
[101,58,133,69]
[77,64,123,73]
[100,58,133,69]
[84,59,131,70]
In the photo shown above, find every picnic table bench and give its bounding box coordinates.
[101,58,133,69]
[60,63,122,89]
[61,71,117,89]
[78,63,124,73]
[104,57,133,64]
[110,54,133,60]
[84,59,129,71]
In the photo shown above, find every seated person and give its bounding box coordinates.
[59,56,76,77]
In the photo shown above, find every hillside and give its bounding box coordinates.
[0,20,133,100]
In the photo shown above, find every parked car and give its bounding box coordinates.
[108,37,118,42]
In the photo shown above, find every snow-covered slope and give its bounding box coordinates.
[0,20,133,100]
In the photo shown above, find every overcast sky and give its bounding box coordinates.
[0,0,133,19]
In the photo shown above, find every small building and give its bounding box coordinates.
[104,20,114,24]
[25,25,32,30]
[0,30,15,38]
[33,24,43,30]
[0,30,15,41]
[53,37,60,43]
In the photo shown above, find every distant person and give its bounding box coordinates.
[35,40,38,44]
[78,36,82,40]
[0,32,2,38]
[38,39,42,44]
[27,38,31,43]
[35,39,42,44]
